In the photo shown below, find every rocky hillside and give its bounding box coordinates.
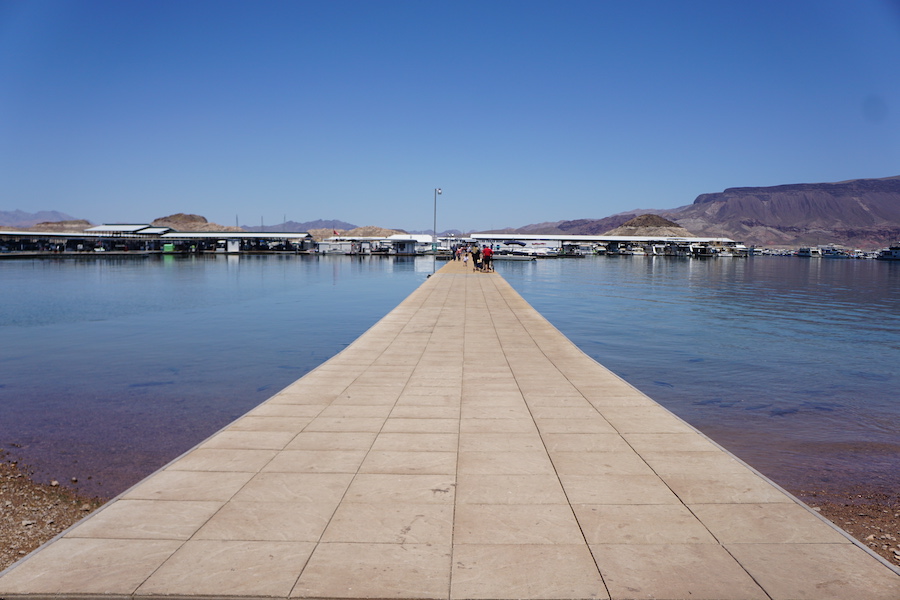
[501,176,900,248]
[151,213,243,232]
[604,214,695,237]
[664,177,900,248]
[308,225,407,242]
[28,220,94,232]
[484,214,640,236]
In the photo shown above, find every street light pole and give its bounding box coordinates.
[433,188,442,274]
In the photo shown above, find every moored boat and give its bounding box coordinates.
[821,245,850,258]
[875,245,900,261]
[492,254,537,261]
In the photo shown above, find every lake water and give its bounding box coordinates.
[1,254,898,498]
[0,255,428,496]
[499,256,900,498]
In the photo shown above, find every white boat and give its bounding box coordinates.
[876,245,900,261]
[507,247,557,258]
[493,254,536,261]
[821,245,850,258]
[797,247,822,257]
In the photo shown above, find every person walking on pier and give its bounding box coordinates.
[482,245,493,272]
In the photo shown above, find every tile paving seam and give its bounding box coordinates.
[278,272,459,594]
[518,358,750,594]
[463,264,900,592]
[474,272,615,599]
[1,260,899,599]
[483,271,900,579]
[46,276,446,542]
[282,270,467,596]
[447,270,469,600]
[0,267,439,597]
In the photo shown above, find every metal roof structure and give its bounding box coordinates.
[160,231,311,239]
[84,225,153,233]
[1,225,312,242]
[471,232,739,244]
[0,229,102,237]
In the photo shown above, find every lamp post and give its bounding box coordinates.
[433,188,442,274]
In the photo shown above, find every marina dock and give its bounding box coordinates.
[1,259,897,599]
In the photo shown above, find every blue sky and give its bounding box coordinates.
[2,1,899,232]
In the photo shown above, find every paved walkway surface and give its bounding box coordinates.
[1,260,898,600]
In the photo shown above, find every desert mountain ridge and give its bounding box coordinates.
[242,219,357,233]
[604,214,695,238]
[662,176,900,248]
[5,176,900,248]
[496,176,900,249]
[0,210,82,229]
[307,226,409,242]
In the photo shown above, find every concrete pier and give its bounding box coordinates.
[1,259,898,599]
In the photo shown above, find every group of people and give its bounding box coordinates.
[452,244,493,272]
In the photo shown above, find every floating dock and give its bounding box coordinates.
[1,259,897,599]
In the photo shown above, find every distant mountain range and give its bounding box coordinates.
[664,176,900,248]
[7,176,900,248]
[0,210,81,229]
[497,176,900,249]
[242,219,357,233]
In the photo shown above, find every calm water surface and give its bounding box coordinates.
[0,255,428,496]
[1,254,898,498]
[498,256,900,496]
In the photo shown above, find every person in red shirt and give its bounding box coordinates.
[482,245,493,272]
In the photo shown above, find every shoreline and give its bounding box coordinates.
[794,486,900,567]
[1,457,897,573]
[0,457,105,572]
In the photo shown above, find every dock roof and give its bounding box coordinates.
[159,231,310,239]
[471,232,738,243]
[84,224,153,233]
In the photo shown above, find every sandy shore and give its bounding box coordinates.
[1,456,898,573]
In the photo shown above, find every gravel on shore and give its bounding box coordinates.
[796,487,900,567]
[1,457,105,572]
[1,457,898,573]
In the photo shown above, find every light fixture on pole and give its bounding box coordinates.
[433,188,442,273]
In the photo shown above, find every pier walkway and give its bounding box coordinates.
[1,260,898,599]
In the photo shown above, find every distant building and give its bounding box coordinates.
[0,224,315,254]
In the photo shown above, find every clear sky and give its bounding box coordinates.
[2,0,899,232]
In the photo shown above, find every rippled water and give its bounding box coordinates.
[0,255,428,496]
[497,256,900,495]
[1,254,898,497]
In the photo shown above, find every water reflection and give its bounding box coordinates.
[0,255,430,495]
[498,256,900,494]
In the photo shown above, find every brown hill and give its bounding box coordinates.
[485,214,641,236]
[604,214,695,237]
[28,220,93,232]
[151,213,243,232]
[347,225,406,237]
[502,176,900,249]
[663,176,900,248]
[307,225,407,242]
